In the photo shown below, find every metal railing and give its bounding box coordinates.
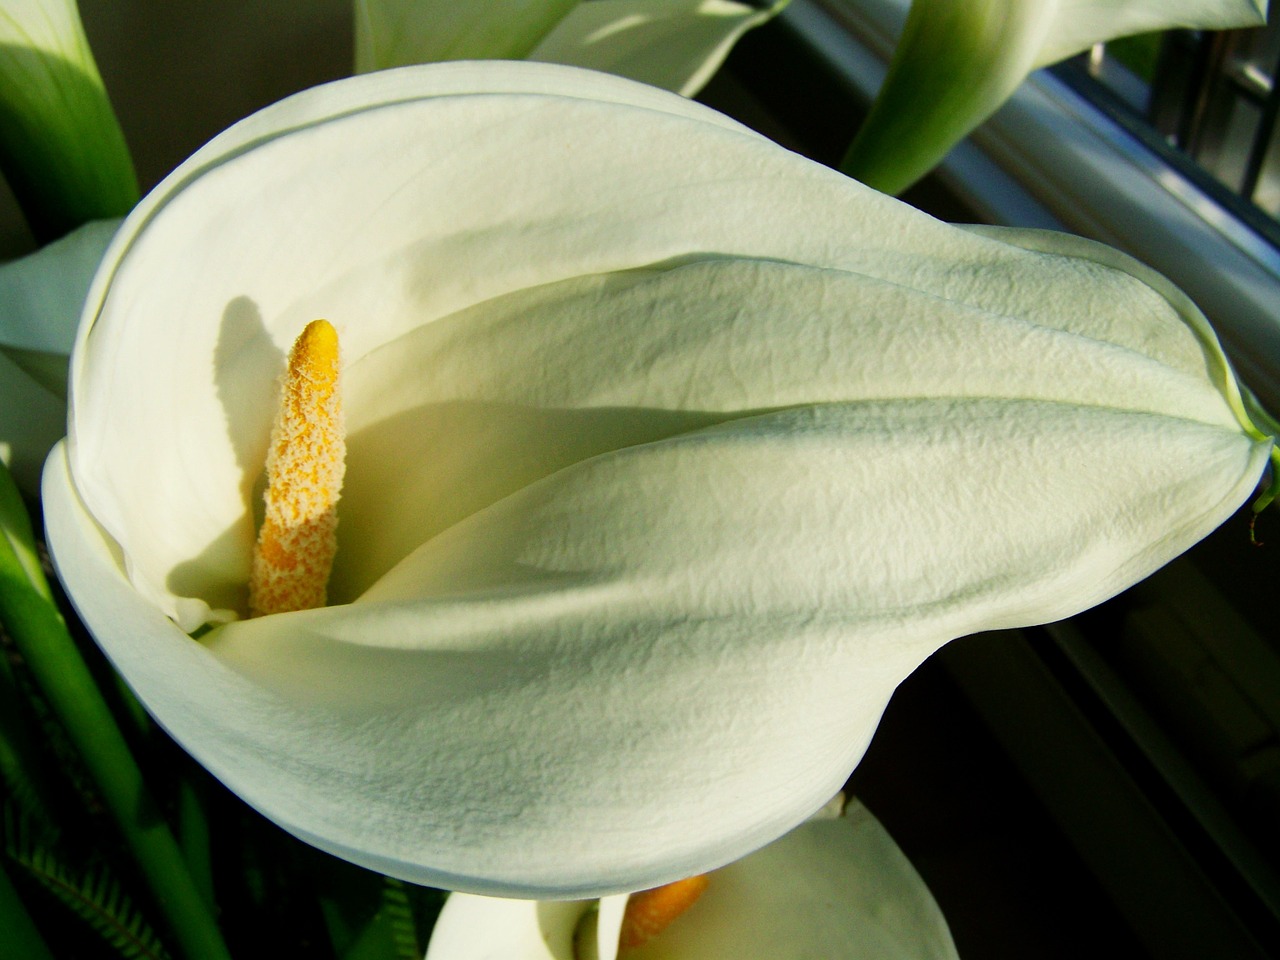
[1066,21,1280,227]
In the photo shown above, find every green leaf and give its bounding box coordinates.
[0,463,232,960]
[4,801,173,960]
[0,650,62,838]
[0,0,138,240]
[354,0,581,72]
[0,454,50,599]
[0,857,55,960]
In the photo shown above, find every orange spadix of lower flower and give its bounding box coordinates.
[248,319,345,617]
[619,874,710,951]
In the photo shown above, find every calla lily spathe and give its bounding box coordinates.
[841,0,1268,195]
[0,0,137,239]
[43,61,1273,897]
[425,798,959,960]
[355,0,789,96]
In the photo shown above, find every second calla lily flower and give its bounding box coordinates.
[43,61,1274,898]
[425,798,959,960]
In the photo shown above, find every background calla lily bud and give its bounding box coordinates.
[0,0,138,240]
[354,0,790,96]
[43,61,1274,898]
[841,0,1268,195]
[425,798,959,960]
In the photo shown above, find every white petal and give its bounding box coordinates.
[529,0,788,96]
[422,895,590,960]
[201,396,1263,893]
[69,61,1250,625]
[51,62,1273,897]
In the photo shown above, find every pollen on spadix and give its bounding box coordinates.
[249,319,345,618]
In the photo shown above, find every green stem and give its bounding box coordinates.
[0,466,231,960]
[0,858,56,960]
[177,779,216,912]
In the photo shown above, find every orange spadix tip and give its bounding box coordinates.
[619,875,710,952]
[248,319,345,618]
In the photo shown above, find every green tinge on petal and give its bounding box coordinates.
[353,0,582,72]
[842,0,1270,195]
[0,0,138,240]
[529,0,791,97]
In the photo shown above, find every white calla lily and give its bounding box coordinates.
[0,0,136,239]
[841,0,1268,195]
[0,218,118,492]
[42,61,1273,897]
[425,798,958,960]
[355,0,789,96]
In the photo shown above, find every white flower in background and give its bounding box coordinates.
[354,0,790,96]
[842,0,1269,195]
[424,797,959,960]
[42,60,1274,898]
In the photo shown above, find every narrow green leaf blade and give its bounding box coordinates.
[0,0,138,240]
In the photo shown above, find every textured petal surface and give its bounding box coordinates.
[427,800,958,960]
[530,0,788,96]
[48,62,1273,897]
